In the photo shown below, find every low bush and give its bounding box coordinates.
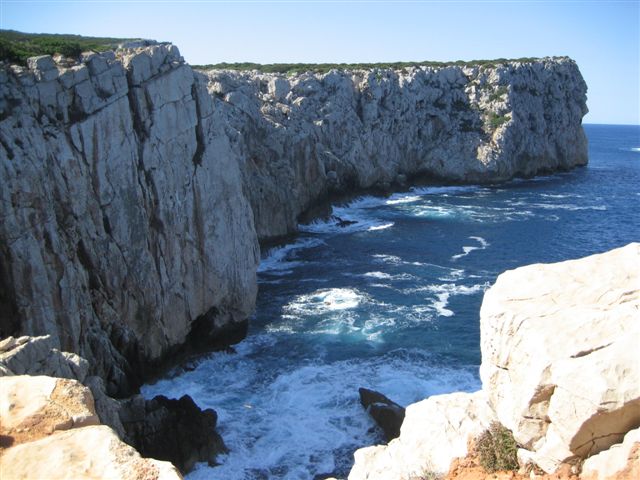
[476,422,519,472]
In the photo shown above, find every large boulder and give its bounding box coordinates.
[358,387,405,441]
[121,394,226,473]
[0,425,180,480]
[480,242,640,472]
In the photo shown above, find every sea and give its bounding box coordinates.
[142,124,640,480]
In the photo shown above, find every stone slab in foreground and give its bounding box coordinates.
[0,375,181,480]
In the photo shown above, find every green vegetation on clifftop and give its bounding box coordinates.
[194,58,548,74]
[0,30,135,65]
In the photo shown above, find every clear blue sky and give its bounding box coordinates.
[1,0,638,124]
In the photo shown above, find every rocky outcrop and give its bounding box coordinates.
[0,375,181,480]
[349,243,640,479]
[0,43,259,396]
[0,335,225,473]
[208,59,588,239]
[120,394,226,473]
[480,242,640,472]
[351,391,495,479]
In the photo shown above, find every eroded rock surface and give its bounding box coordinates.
[480,242,640,472]
[1,44,588,398]
[0,375,181,480]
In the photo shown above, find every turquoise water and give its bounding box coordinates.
[143,124,640,480]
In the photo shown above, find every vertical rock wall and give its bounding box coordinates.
[0,44,259,396]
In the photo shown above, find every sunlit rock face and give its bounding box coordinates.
[207,58,588,239]
[0,43,259,396]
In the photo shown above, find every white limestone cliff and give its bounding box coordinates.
[349,243,640,479]
[208,59,588,238]
[0,42,588,397]
[0,43,259,396]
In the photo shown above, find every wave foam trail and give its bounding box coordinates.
[404,282,489,317]
[143,347,480,480]
[452,236,490,260]
[284,288,366,316]
[258,238,324,274]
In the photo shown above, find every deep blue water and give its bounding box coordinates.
[143,124,640,480]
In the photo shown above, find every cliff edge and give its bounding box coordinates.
[349,243,640,479]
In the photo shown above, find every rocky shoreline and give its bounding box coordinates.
[1,40,592,476]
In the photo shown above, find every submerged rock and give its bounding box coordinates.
[358,387,405,441]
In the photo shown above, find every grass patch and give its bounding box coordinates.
[0,29,135,65]
[476,422,519,472]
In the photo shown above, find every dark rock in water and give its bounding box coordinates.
[121,394,227,474]
[334,216,357,228]
[359,387,406,442]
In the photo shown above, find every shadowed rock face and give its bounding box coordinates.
[121,394,226,474]
[0,43,588,396]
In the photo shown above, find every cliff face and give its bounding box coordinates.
[0,42,588,394]
[207,58,588,239]
[0,44,259,396]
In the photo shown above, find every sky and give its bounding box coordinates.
[1,0,638,125]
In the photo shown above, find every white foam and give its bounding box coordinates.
[452,236,490,260]
[368,222,394,231]
[362,271,415,281]
[372,254,403,265]
[385,194,422,205]
[143,347,480,479]
[627,147,640,152]
[410,185,481,196]
[363,271,393,280]
[404,282,490,317]
[284,288,365,316]
[258,238,324,274]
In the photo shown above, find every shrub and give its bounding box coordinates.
[487,112,510,129]
[476,422,519,472]
[488,85,508,102]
